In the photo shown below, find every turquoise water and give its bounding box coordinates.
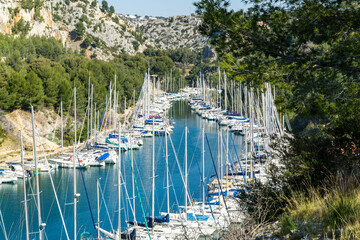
[0,101,244,239]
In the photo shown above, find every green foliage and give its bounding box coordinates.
[195,0,360,230]
[90,0,97,8]
[5,49,22,71]
[80,14,89,24]
[101,0,108,12]
[75,21,86,39]
[132,40,139,51]
[109,5,115,14]
[24,71,44,108]
[280,215,296,235]
[12,7,20,17]
[0,33,193,113]
[144,47,201,65]
[21,0,34,10]
[77,3,86,12]
[34,8,43,22]
[0,125,5,146]
[12,19,30,35]
[93,23,102,32]
[112,17,119,24]
[21,0,44,10]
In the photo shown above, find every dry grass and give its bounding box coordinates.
[281,174,360,239]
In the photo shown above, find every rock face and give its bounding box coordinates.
[133,15,207,50]
[0,109,60,150]
[0,0,208,60]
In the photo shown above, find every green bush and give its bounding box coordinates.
[0,33,189,113]
[0,126,4,146]
[280,215,296,235]
[12,18,30,35]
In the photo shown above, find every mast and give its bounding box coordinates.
[151,98,155,230]
[60,101,63,154]
[31,106,43,240]
[97,179,100,238]
[218,67,221,109]
[226,126,229,201]
[109,83,112,131]
[73,86,77,240]
[87,75,90,142]
[90,84,93,141]
[245,128,248,177]
[113,74,117,132]
[165,125,170,215]
[124,97,127,129]
[131,132,136,222]
[220,128,223,179]
[94,103,97,143]
[117,121,122,238]
[20,131,29,240]
[250,90,254,179]
[217,126,221,205]
[74,87,77,146]
[73,143,77,240]
[202,127,205,212]
[184,126,188,220]
[224,72,227,111]
[240,84,243,116]
[147,69,150,118]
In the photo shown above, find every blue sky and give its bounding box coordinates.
[102,0,248,17]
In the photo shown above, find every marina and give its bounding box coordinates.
[0,74,283,239]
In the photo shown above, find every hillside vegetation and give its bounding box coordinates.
[195,0,360,238]
[0,33,205,151]
[0,0,207,59]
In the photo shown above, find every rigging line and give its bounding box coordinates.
[168,132,194,206]
[100,160,112,209]
[167,127,205,228]
[205,133,232,222]
[122,147,129,222]
[167,166,189,239]
[77,104,89,146]
[158,138,169,213]
[132,145,151,209]
[0,209,8,240]
[48,169,69,239]
[33,122,70,238]
[193,151,218,226]
[168,129,183,183]
[153,134,165,211]
[120,170,136,223]
[102,89,114,132]
[98,182,115,233]
[122,129,152,240]
[229,133,248,186]
[178,127,201,204]
[176,128,184,159]
[96,90,109,138]
[49,106,62,150]
[76,163,97,238]
[27,175,44,237]
[61,91,74,145]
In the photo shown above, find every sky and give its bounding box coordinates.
[103,0,248,17]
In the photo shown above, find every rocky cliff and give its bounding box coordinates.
[0,0,207,60]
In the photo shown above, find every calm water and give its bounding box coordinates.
[0,101,244,239]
